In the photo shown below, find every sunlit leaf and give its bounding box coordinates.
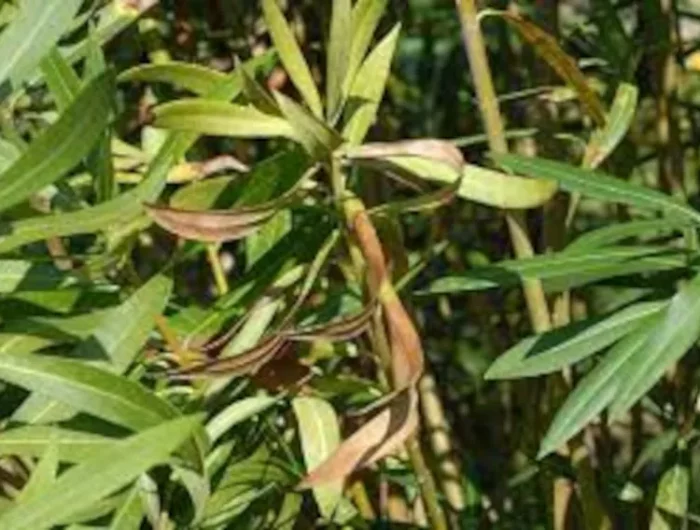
[326,0,351,121]
[0,416,200,530]
[261,0,323,117]
[118,62,227,94]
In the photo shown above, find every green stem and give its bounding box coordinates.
[206,244,229,297]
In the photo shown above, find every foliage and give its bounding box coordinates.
[1,0,700,529]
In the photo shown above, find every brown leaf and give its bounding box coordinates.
[297,387,419,489]
[344,139,465,173]
[284,301,377,342]
[501,13,606,126]
[144,201,280,242]
[170,334,288,379]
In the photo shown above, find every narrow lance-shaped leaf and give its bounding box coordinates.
[0,425,113,463]
[610,270,700,419]
[118,62,228,95]
[0,54,270,253]
[17,444,58,503]
[344,24,401,145]
[0,71,113,212]
[261,0,323,118]
[538,318,658,458]
[298,388,418,488]
[0,0,83,91]
[152,99,296,139]
[274,91,343,159]
[283,301,377,342]
[494,12,606,126]
[0,416,201,530]
[326,0,352,121]
[345,0,389,95]
[171,334,289,380]
[293,397,343,519]
[145,166,311,243]
[485,301,667,380]
[344,139,465,173]
[493,153,700,224]
[423,246,690,295]
[567,218,693,251]
[584,83,638,168]
[206,395,279,444]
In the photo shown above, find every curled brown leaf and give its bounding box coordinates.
[283,301,377,342]
[343,139,465,173]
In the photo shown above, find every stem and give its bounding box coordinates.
[454,2,611,529]
[206,243,230,296]
[454,0,551,333]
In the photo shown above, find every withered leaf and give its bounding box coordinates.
[171,334,288,379]
[284,301,377,342]
[343,139,465,173]
[297,387,418,489]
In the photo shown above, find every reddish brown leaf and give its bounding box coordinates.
[144,202,280,242]
[284,301,377,342]
[297,387,419,489]
[170,334,288,379]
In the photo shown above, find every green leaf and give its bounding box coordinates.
[539,318,659,457]
[118,62,227,94]
[0,425,112,463]
[152,99,296,138]
[108,482,144,530]
[0,261,84,293]
[585,83,638,168]
[292,397,344,521]
[40,47,82,111]
[345,0,388,95]
[0,416,200,530]
[0,58,260,253]
[0,71,113,212]
[651,461,689,529]
[343,24,400,145]
[493,154,700,224]
[610,271,700,419]
[0,0,83,91]
[13,275,173,424]
[261,0,323,118]
[568,218,694,251]
[0,352,180,431]
[274,91,342,158]
[326,0,351,121]
[423,246,690,295]
[486,301,667,380]
[17,443,58,503]
[72,274,173,371]
[206,395,278,444]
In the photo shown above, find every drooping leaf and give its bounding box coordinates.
[298,387,418,488]
[493,154,700,224]
[326,0,351,121]
[496,12,606,125]
[486,301,667,379]
[610,271,700,419]
[292,397,343,519]
[0,416,201,530]
[0,0,83,91]
[344,24,400,145]
[261,0,323,118]
[284,301,376,342]
[0,71,113,212]
[152,99,296,139]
